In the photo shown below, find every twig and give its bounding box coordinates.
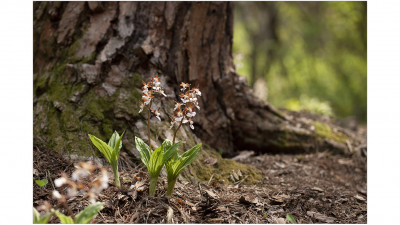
[117,206,124,222]
[173,119,183,144]
[207,174,215,185]
[98,211,106,221]
[235,175,249,186]
[177,206,188,223]
[145,209,152,223]
[46,170,55,190]
[148,100,153,152]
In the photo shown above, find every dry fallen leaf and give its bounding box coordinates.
[232,170,239,181]
[307,211,336,223]
[231,150,255,161]
[312,187,324,192]
[204,189,218,199]
[204,157,218,166]
[134,180,146,191]
[207,218,224,223]
[239,195,260,205]
[274,162,286,169]
[167,206,174,224]
[354,194,366,202]
[275,217,286,224]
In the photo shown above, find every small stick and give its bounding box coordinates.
[207,174,215,185]
[147,100,153,152]
[172,119,183,144]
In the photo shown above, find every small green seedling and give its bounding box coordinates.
[286,213,297,223]
[88,131,124,186]
[54,202,104,224]
[33,207,52,224]
[165,143,202,197]
[135,137,181,197]
[35,179,48,188]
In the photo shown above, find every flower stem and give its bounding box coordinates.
[148,100,153,152]
[149,176,158,197]
[166,178,177,197]
[172,119,183,144]
[113,166,120,187]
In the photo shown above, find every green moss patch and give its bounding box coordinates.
[183,144,263,185]
[313,121,349,144]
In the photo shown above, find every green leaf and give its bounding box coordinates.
[148,145,164,177]
[33,207,51,224]
[88,134,113,164]
[135,136,151,167]
[33,208,40,223]
[178,143,202,172]
[107,131,122,150]
[162,140,181,164]
[111,131,124,163]
[162,139,173,151]
[286,213,296,223]
[74,202,104,224]
[166,143,202,180]
[35,179,48,187]
[55,211,74,224]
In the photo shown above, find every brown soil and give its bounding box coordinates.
[33,146,366,224]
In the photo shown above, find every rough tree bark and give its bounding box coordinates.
[33,1,365,176]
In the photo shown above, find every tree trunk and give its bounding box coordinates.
[33,1,364,165]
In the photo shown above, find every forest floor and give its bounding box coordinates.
[33,145,366,224]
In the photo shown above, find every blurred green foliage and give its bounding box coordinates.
[233,2,367,122]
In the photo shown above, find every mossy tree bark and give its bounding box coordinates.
[33,1,364,168]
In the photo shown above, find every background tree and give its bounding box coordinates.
[233,2,367,121]
[34,2,365,181]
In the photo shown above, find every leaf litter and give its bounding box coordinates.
[34,145,366,223]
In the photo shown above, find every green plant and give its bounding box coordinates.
[88,131,124,186]
[33,207,52,224]
[137,76,202,197]
[54,202,104,224]
[286,213,297,223]
[35,179,48,187]
[165,143,202,197]
[39,162,109,224]
[34,202,103,224]
[135,137,181,196]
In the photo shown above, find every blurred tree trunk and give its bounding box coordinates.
[33,1,363,160]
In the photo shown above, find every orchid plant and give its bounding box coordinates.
[136,75,202,197]
[34,162,107,224]
[88,131,124,187]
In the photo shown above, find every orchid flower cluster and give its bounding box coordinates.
[136,74,202,197]
[139,74,166,120]
[33,162,106,224]
[170,82,201,132]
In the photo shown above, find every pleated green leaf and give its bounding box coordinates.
[74,202,104,224]
[162,140,181,164]
[33,207,52,224]
[178,143,202,171]
[148,145,164,177]
[88,134,113,164]
[89,132,124,186]
[55,211,74,224]
[166,143,202,180]
[135,136,151,167]
[108,131,122,151]
[111,131,124,163]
